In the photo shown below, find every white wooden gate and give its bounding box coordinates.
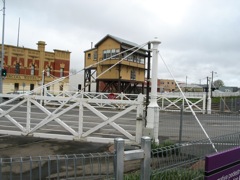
[0,93,144,144]
[157,92,206,113]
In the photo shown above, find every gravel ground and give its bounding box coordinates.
[0,135,111,158]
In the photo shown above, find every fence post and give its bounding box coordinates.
[136,93,144,143]
[141,136,151,180]
[114,138,124,180]
[179,105,183,144]
[202,93,206,114]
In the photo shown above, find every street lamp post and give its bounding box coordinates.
[185,76,188,92]
[0,0,5,100]
[146,39,161,144]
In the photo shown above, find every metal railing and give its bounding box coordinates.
[0,133,239,180]
[0,153,115,180]
[159,111,240,143]
[151,132,240,179]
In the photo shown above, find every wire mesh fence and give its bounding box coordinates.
[151,132,240,179]
[159,111,240,143]
[0,132,239,179]
[0,153,115,180]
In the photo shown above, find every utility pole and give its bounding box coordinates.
[210,71,217,97]
[185,76,188,92]
[0,0,5,100]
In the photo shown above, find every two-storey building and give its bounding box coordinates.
[0,41,70,93]
[84,34,148,93]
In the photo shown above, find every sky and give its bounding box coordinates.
[2,0,240,86]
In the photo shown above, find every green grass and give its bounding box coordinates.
[124,169,204,180]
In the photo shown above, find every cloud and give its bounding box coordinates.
[3,0,240,86]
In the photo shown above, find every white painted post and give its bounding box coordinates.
[146,39,161,144]
[26,97,31,133]
[136,93,144,143]
[78,101,83,138]
[202,93,206,114]
[207,77,212,114]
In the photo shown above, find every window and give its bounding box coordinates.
[128,54,133,62]
[60,68,64,77]
[106,50,111,58]
[103,50,107,59]
[103,49,111,59]
[130,70,136,80]
[111,49,116,58]
[115,49,120,59]
[15,63,20,74]
[30,84,34,91]
[14,83,19,91]
[140,56,145,64]
[87,53,91,59]
[93,51,97,60]
[110,49,120,59]
[31,64,35,75]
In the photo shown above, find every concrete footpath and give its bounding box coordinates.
[0,135,111,158]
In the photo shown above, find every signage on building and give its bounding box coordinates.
[7,74,40,81]
[205,146,240,179]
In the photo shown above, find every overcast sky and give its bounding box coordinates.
[2,0,240,86]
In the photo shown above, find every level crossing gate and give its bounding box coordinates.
[0,93,144,144]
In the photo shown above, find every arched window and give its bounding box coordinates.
[31,64,35,75]
[15,63,20,74]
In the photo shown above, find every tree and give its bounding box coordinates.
[213,79,224,88]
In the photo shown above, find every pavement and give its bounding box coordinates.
[0,135,111,158]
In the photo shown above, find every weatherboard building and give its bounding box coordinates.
[0,41,70,94]
[84,34,148,93]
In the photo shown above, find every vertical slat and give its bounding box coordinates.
[78,101,83,137]
[26,98,31,132]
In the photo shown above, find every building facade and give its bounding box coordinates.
[84,34,148,93]
[0,41,70,94]
[158,79,176,92]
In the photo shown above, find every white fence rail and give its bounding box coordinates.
[0,93,144,144]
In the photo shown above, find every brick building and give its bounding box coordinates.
[0,41,70,93]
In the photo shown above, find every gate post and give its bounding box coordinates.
[114,138,124,180]
[146,39,161,144]
[203,93,206,114]
[207,77,212,114]
[141,136,151,180]
[136,93,144,143]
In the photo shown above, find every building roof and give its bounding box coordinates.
[95,34,142,48]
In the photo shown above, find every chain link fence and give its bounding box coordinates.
[159,110,240,143]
